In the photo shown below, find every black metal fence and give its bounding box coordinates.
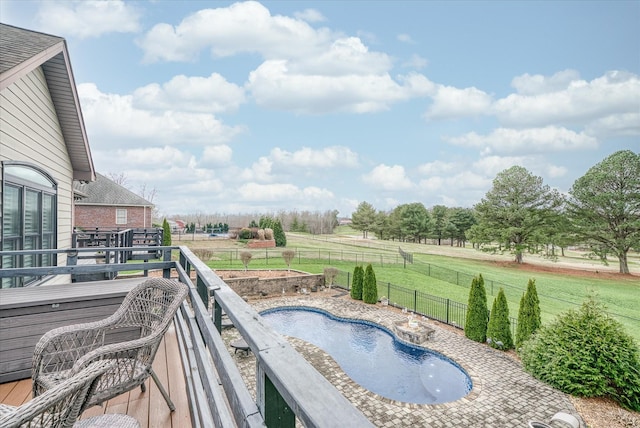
[334,269,519,339]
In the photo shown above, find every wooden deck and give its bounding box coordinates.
[0,322,192,428]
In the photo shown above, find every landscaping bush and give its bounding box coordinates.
[350,265,364,300]
[486,288,514,350]
[520,298,640,411]
[238,228,253,240]
[362,264,378,304]
[464,274,488,343]
[515,278,541,350]
[264,228,274,240]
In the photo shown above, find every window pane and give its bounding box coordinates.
[43,194,54,233]
[25,190,40,234]
[4,164,55,188]
[42,234,54,267]
[2,185,21,236]
[116,209,127,224]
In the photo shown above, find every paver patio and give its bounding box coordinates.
[223,293,584,428]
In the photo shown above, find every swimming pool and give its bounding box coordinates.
[260,307,472,404]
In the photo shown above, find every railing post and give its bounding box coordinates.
[66,250,78,266]
[162,248,172,278]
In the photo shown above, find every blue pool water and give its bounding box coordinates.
[260,307,472,404]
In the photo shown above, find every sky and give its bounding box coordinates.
[2,1,639,219]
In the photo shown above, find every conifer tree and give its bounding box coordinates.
[162,218,172,246]
[515,278,542,349]
[272,219,287,247]
[350,265,364,300]
[487,288,514,350]
[362,264,378,304]
[465,274,488,342]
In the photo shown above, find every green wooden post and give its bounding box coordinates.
[213,298,222,333]
[264,374,294,427]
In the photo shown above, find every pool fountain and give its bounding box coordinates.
[393,314,435,345]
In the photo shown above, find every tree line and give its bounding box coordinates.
[350,150,640,274]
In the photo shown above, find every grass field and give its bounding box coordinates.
[173,229,640,343]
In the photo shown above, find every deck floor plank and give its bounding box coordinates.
[0,325,192,428]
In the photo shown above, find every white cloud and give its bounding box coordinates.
[36,0,140,39]
[362,164,413,191]
[269,146,359,169]
[585,112,640,137]
[78,83,244,148]
[95,146,195,170]
[397,33,415,44]
[247,61,432,114]
[293,8,325,22]
[402,54,428,70]
[201,145,233,167]
[494,70,640,128]
[425,85,493,119]
[138,1,335,63]
[471,155,567,180]
[417,160,458,175]
[237,183,333,202]
[511,69,581,95]
[133,73,245,114]
[447,126,598,155]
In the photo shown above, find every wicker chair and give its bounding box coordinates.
[32,278,189,412]
[0,360,114,428]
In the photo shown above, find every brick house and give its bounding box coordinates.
[74,173,154,230]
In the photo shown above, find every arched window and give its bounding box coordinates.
[2,163,57,288]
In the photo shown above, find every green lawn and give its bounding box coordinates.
[192,232,639,344]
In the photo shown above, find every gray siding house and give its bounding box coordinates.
[0,23,95,287]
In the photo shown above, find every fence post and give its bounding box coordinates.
[387,282,391,300]
[414,290,417,312]
[446,299,450,324]
[456,271,459,285]
[347,272,351,290]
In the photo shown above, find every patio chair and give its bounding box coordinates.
[0,360,114,428]
[32,278,189,412]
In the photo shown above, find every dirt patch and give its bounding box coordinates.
[490,261,639,281]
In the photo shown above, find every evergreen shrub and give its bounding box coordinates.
[520,298,640,411]
[486,288,514,350]
[515,278,541,349]
[162,218,172,246]
[464,274,488,342]
[350,265,364,300]
[362,264,378,304]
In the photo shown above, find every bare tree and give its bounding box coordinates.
[324,267,339,289]
[282,250,295,271]
[107,172,129,188]
[139,183,157,203]
[240,251,252,271]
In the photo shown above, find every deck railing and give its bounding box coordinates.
[0,246,373,428]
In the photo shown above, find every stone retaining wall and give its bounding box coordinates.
[222,272,324,297]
